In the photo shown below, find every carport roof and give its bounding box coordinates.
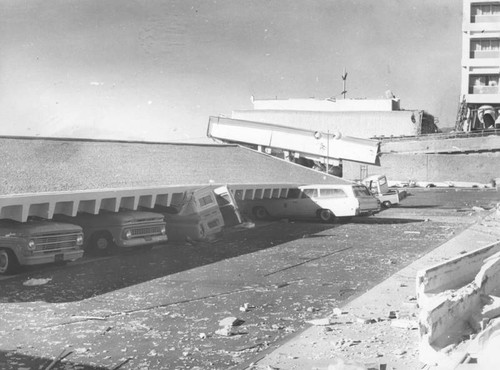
[0,136,350,195]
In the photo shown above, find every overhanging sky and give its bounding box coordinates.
[0,0,462,142]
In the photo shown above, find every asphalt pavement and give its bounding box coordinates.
[249,208,500,370]
[0,188,499,369]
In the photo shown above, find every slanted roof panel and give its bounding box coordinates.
[0,137,350,195]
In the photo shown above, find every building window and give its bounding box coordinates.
[469,74,500,94]
[471,3,500,22]
[470,39,500,58]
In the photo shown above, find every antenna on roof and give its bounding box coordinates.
[341,68,348,99]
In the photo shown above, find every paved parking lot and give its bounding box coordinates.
[0,188,498,369]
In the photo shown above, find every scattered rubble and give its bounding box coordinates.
[23,278,52,286]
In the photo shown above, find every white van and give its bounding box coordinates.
[246,184,380,222]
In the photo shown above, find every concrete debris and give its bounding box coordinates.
[198,333,207,339]
[23,278,52,286]
[332,308,345,316]
[218,316,243,327]
[472,206,486,212]
[333,339,362,348]
[216,316,245,336]
[239,303,254,312]
[356,317,376,324]
[390,319,418,330]
[306,306,319,312]
[215,326,235,337]
[274,282,289,289]
[392,348,407,356]
[417,241,500,367]
[323,358,368,370]
[235,222,255,229]
[306,317,333,326]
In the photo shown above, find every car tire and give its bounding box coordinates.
[318,209,335,223]
[0,249,20,275]
[89,232,116,256]
[382,201,392,208]
[253,206,269,220]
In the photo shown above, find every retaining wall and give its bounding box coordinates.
[343,152,500,183]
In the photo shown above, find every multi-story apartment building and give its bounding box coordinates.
[461,0,500,130]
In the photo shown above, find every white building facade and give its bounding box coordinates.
[461,0,500,128]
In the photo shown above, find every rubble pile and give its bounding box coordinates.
[417,238,500,369]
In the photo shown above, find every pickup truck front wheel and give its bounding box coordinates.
[0,249,20,275]
[89,232,116,256]
[382,201,392,208]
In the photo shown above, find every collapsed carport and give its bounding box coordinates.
[0,136,351,222]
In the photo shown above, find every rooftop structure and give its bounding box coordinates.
[251,96,401,112]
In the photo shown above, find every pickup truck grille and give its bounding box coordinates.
[32,232,81,252]
[130,224,164,238]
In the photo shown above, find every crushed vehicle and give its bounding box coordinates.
[361,174,407,208]
[213,185,243,227]
[53,210,167,255]
[239,183,380,223]
[149,187,229,242]
[0,217,84,275]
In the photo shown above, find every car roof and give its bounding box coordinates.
[299,184,353,189]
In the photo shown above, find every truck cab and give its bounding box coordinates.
[0,217,84,274]
[362,174,407,208]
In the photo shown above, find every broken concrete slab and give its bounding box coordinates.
[218,317,244,327]
[416,240,500,308]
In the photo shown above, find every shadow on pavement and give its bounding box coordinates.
[0,350,107,370]
[0,221,336,303]
[351,217,425,225]
[396,205,439,209]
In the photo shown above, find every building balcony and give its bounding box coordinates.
[465,92,500,105]
[471,15,500,23]
[470,50,500,59]
[470,86,499,94]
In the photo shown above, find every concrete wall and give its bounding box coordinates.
[343,152,500,183]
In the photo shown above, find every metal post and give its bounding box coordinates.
[326,130,330,174]
[342,68,347,99]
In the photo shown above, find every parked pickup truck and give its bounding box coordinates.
[0,217,84,275]
[361,174,407,208]
[53,210,167,255]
